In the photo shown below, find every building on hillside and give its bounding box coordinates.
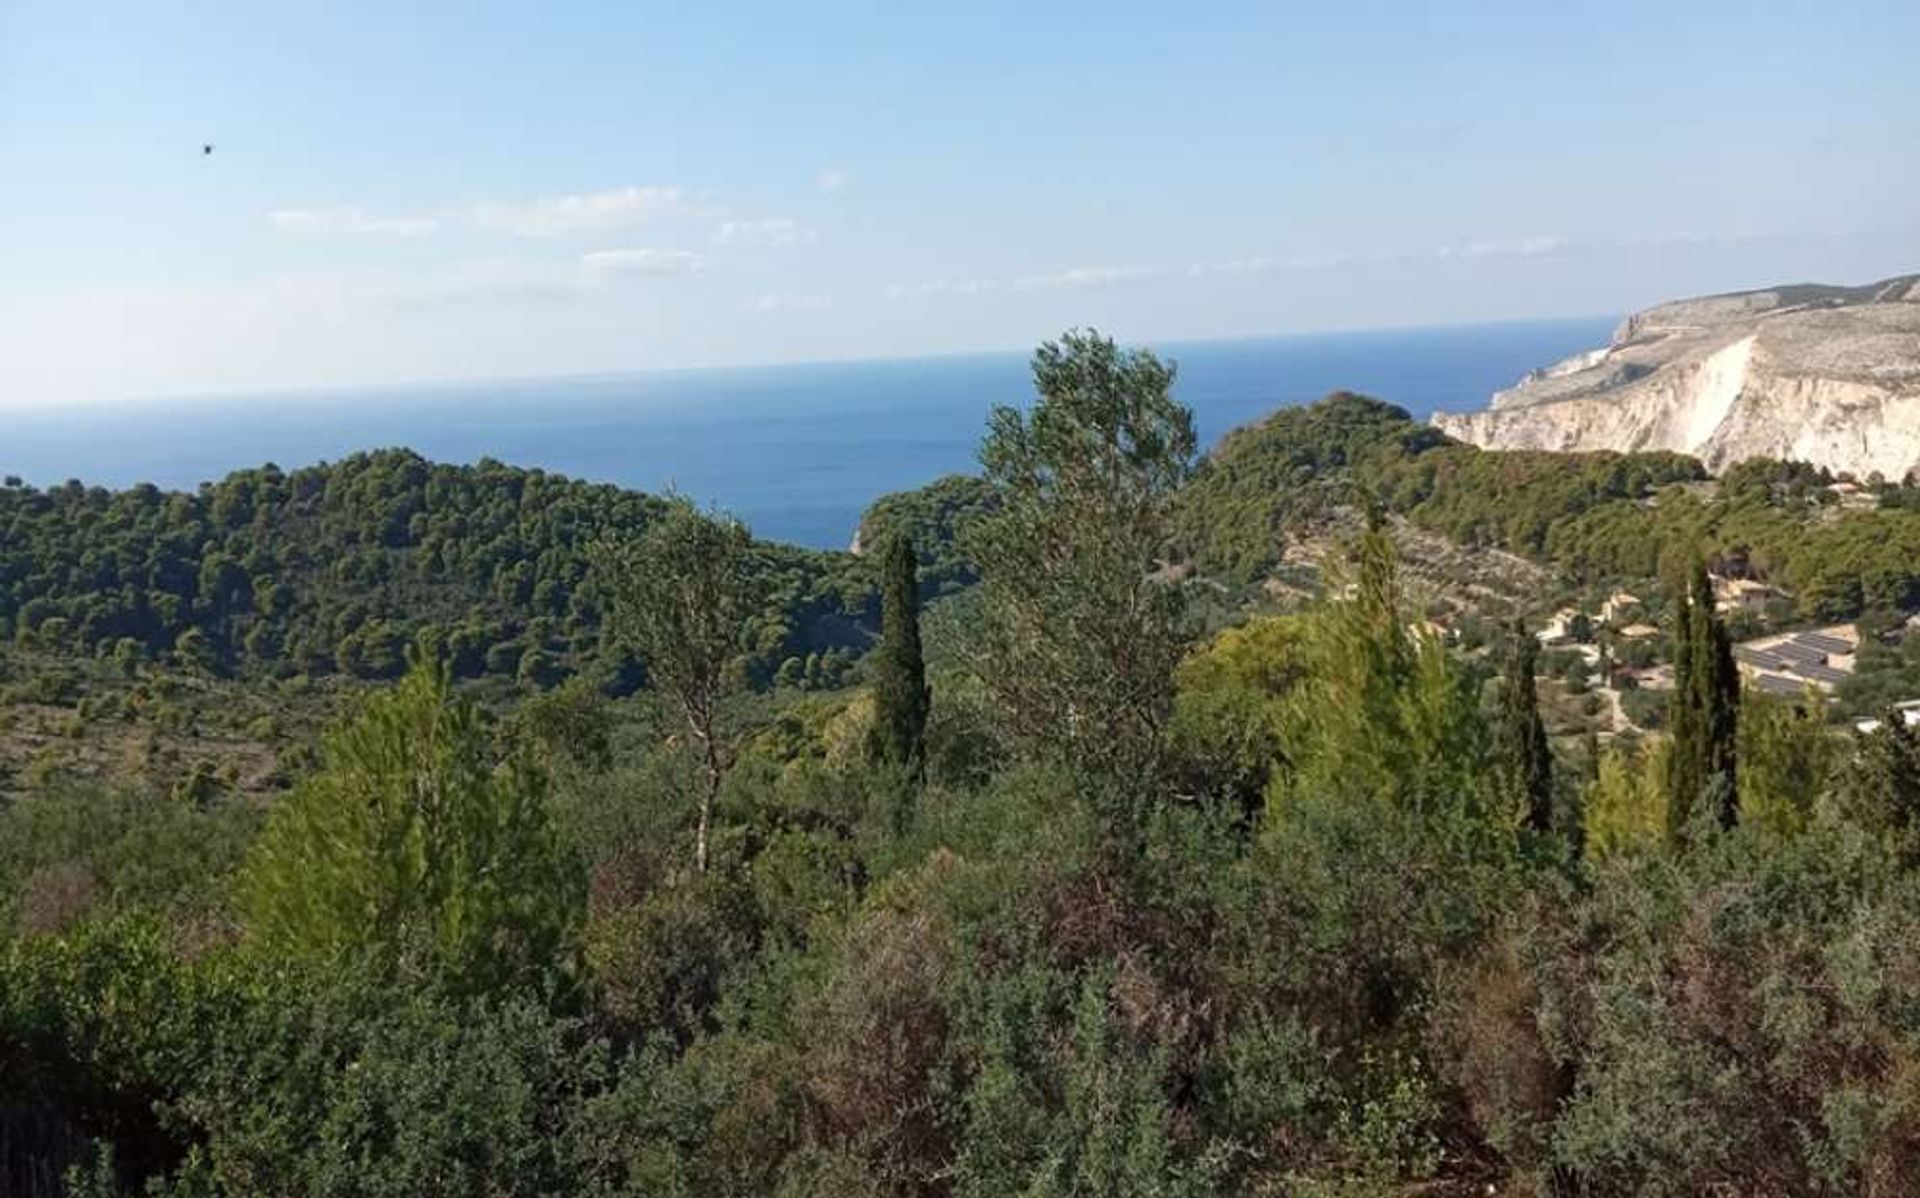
[1600,590,1644,625]
[1734,626,1859,696]
[1536,607,1583,647]
[1753,672,1816,698]
[1735,644,1788,671]
[1795,630,1857,656]
[1789,660,1849,686]
[1856,701,1920,734]
[1632,664,1675,691]
[1827,481,1878,509]
[1770,640,1827,666]
[1714,577,1784,615]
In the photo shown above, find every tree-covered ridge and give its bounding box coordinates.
[1171,392,1444,580]
[853,472,998,598]
[0,450,879,687]
[1540,468,1920,616]
[1175,391,1920,620]
[1174,391,1706,581]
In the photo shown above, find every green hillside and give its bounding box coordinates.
[1,450,879,688]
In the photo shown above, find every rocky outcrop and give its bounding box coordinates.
[1434,274,1920,478]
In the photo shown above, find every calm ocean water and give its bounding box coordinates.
[6,318,1614,549]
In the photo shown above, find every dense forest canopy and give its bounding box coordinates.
[13,393,1919,709]
[0,451,879,689]
[1173,391,1920,619]
[852,473,998,598]
[9,337,1920,1196]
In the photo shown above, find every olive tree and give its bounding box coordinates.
[601,498,758,872]
[965,330,1198,819]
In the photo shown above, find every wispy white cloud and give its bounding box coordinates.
[713,217,817,247]
[816,168,850,194]
[472,186,691,237]
[1612,228,1772,249]
[224,241,708,315]
[883,278,1002,300]
[1437,235,1567,259]
[271,249,708,315]
[888,251,1395,301]
[1012,264,1167,291]
[885,234,1589,302]
[383,258,588,311]
[749,291,833,313]
[886,263,1171,300]
[1187,250,1361,277]
[580,247,705,280]
[269,206,440,236]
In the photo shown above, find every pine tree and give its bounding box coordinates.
[1696,566,1740,829]
[1269,518,1484,816]
[1667,560,1740,840]
[871,531,931,772]
[238,653,580,992]
[1498,621,1554,834]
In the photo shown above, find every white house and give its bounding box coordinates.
[1600,590,1643,625]
[1536,607,1582,646]
[1714,577,1782,615]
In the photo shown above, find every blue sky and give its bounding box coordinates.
[2,0,1916,406]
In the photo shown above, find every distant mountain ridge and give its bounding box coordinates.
[1434,274,1920,478]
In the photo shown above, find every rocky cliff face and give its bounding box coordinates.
[1433,274,1920,478]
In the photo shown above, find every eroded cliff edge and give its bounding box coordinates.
[1433,274,1920,478]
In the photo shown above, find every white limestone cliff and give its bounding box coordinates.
[1433,275,1920,478]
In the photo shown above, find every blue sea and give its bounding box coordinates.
[6,318,1613,549]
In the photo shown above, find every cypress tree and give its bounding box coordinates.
[1668,562,1703,836]
[1667,560,1740,839]
[1704,594,1741,828]
[1499,621,1554,834]
[1841,708,1920,860]
[871,532,931,771]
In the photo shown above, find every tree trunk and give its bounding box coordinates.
[695,780,713,874]
[687,691,721,871]
[691,701,723,873]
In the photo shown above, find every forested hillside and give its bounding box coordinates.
[0,451,879,688]
[9,334,1920,1197]
[851,473,998,598]
[14,395,1919,706]
[1175,391,1920,618]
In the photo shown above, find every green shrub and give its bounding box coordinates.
[582,846,758,1042]
[1549,822,1920,1194]
[0,781,256,933]
[237,657,582,994]
[169,965,606,1198]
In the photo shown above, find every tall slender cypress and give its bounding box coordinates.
[1500,621,1555,834]
[1706,605,1741,828]
[1667,567,1700,828]
[1668,560,1740,839]
[871,532,931,771]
